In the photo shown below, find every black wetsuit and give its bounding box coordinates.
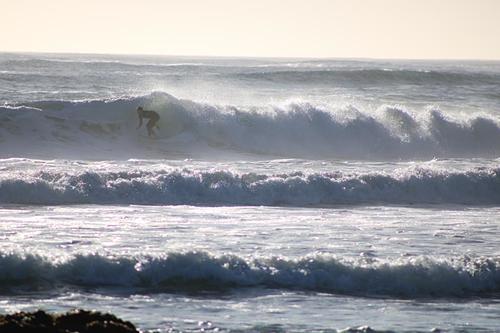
[138,110,160,136]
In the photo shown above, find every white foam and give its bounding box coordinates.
[0,166,498,206]
[0,251,498,297]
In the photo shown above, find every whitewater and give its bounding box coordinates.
[1,52,500,332]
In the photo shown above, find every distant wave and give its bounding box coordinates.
[1,92,500,159]
[1,58,233,72]
[0,251,498,298]
[4,58,500,86]
[233,69,500,86]
[0,167,499,206]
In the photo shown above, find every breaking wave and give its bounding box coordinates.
[0,251,498,298]
[0,167,499,206]
[1,92,500,159]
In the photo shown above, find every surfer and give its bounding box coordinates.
[136,106,160,137]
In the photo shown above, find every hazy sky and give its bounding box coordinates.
[2,0,500,59]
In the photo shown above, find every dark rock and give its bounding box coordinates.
[0,309,139,333]
[86,320,138,333]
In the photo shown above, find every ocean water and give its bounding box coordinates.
[0,53,500,332]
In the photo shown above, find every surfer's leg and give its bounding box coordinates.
[146,120,155,136]
[151,115,160,130]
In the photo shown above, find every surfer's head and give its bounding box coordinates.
[137,106,143,114]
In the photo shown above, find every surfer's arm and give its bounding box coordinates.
[137,115,143,128]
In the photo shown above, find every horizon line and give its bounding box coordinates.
[1,49,500,63]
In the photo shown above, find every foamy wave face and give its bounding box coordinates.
[0,167,498,206]
[0,251,498,298]
[1,92,500,159]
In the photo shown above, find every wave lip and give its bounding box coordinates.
[0,251,498,298]
[0,167,499,206]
